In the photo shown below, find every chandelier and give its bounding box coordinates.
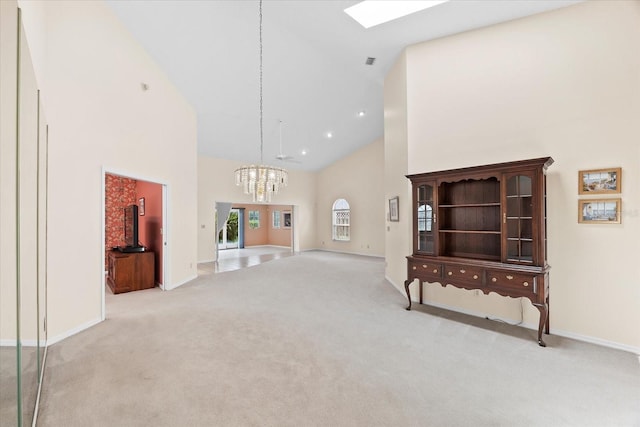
[235,0,288,203]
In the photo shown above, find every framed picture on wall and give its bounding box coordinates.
[578,198,621,224]
[138,197,145,216]
[389,197,399,222]
[578,167,621,194]
[283,212,291,228]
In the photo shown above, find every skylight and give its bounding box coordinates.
[344,0,449,29]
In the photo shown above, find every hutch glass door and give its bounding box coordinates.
[504,173,535,264]
[416,183,435,255]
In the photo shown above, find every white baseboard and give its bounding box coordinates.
[198,258,216,263]
[316,248,384,259]
[164,273,197,291]
[549,328,639,355]
[47,317,103,346]
[385,275,639,356]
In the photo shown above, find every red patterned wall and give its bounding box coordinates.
[105,174,137,268]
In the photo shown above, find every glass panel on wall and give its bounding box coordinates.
[18,13,42,425]
[1,4,18,424]
[37,96,48,381]
[0,7,48,425]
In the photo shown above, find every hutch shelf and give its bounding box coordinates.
[404,157,553,346]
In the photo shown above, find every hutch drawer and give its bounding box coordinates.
[408,259,442,282]
[443,264,484,286]
[486,270,537,293]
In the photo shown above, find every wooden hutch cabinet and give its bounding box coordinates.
[405,157,553,346]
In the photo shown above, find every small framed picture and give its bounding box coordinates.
[283,211,291,228]
[389,196,399,222]
[578,168,621,194]
[578,198,621,224]
[138,197,145,216]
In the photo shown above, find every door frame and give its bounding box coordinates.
[101,167,168,320]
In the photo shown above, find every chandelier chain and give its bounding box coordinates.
[234,0,288,203]
[259,0,263,165]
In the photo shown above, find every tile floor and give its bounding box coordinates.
[198,246,294,274]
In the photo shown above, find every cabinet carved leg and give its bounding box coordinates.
[534,303,548,347]
[404,280,412,311]
[545,295,550,334]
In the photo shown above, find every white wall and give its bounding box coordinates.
[19,1,199,342]
[316,138,385,257]
[198,156,317,262]
[383,51,412,286]
[385,1,640,351]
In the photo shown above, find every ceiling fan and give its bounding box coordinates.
[275,120,301,163]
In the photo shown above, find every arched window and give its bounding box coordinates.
[418,204,433,232]
[332,199,350,241]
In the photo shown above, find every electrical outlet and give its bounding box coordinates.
[474,290,481,296]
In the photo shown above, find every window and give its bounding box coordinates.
[272,210,280,228]
[332,199,350,241]
[249,210,260,229]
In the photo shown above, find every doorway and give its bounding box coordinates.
[218,208,240,249]
[102,171,167,316]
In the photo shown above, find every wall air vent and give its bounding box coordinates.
[365,57,376,65]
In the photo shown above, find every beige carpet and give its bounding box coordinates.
[1,345,39,425]
[37,251,639,426]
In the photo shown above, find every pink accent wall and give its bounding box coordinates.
[234,204,268,246]
[267,205,292,247]
[136,180,163,285]
[232,203,291,248]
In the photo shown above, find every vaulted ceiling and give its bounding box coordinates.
[106,0,581,171]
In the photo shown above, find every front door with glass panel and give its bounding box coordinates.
[218,209,239,249]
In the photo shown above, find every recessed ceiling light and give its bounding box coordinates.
[301,149,307,156]
[344,0,449,29]
[358,110,366,117]
[326,131,333,139]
